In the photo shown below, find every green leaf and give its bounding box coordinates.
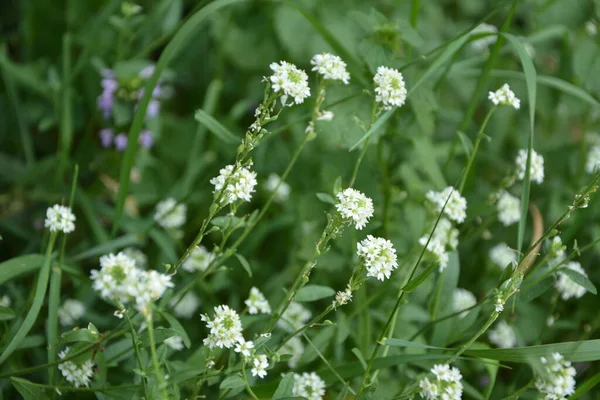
[158,309,192,348]
[465,339,600,362]
[385,338,450,350]
[352,347,368,370]
[139,327,179,348]
[60,328,100,344]
[219,374,246,390]
[572,370,600,399]
[316,192,335,204]
[483,358,500,400]
[0,306,15,321]
[349,109,394,151]
[559,268,597,294]
[295,285,336,302]
[211,215,246,229]
[10,377,48,400]
[194,109,240,144]
[235,253,252,277]
[403,262,437,292]
[0,254,45,284]
[456,131,474,156]
[272,373,295,399]
[519,276,555,303]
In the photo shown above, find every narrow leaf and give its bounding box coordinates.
[194,109,240,144]
[296,285,336,302]
[219,374,246,390]
[273,373,295,399]
[235,253,252,277]
[0,254,45,284]
[559,268,597,295]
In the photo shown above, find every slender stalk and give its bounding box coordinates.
[458,107,496,193]
[349,137,370,188]
[275,306,333,351]
[125,313,149,398]
[241,363,259,400]
[9,380,141,392]
[57,33,72,182]
[446,312,499,364]
[146,313,168,399]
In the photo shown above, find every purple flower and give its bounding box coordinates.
[97,92,114,119]
[99,128,114,148]
[114,133,128,152]
[97,70,118,119]
[146,100,160,118]
[139,65,155,79]
[139,130,154,149]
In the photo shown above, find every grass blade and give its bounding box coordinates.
[0,254,46,285]
[194,109,240,144]
[465,339,600,363]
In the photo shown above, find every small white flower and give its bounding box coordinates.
[357,235,398,281]
[488,83,520,109]
[586,20,597,36]
[453,288,476,319]
[310,53,350,84]
[235,338,254,358]
[164,335,185,351]
[488,320,517,348]
[58,299,85,326]
[0,295,11,308]
[317,110,334,121]
[154,198,187,229]
[419,364,463,400]
[497,191,521,226]
[494,296,505,313]
[425,187,467,224]
[489,243,517,269]
[585,146,600,174]
[90,252,138,303]
[335,188,374,230]
[535,352,577,399]
[373,66,407,109]
[334,286,353,306]
[419,218,459,271]
[202,305,244,349]
[182,246,215,273]
[122,247,148,269]
[210,164,258,204]
[245,287,271,315]
[170,291,200,319]
[280,336,304,368]
[250,354,269,378]
[293,372,326,400]
[515,149,545,184]
[129,269,174,315]
[45,204,76,233]
[269,61,311,105]
[470,23,498,52]
[549,236,566,259]
[556,261,588,300]
[278,302,311,332]
[57,347,94,388]
[265,173,291,203]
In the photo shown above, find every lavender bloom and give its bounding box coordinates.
[114,133,128,152]
[97,70,118,119]
[99,128,114,148]
[146,100,160,118]
[139,65,155,79]
[139,130,154,149]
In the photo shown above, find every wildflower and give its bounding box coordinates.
[280,336,304,368]
[278,302,311,332]
[139,130,154,149]
[489,243,517,269]
[97,69,117,119]
[334,285,353,307]
[269,61,311,105]
[58,299,85,326]
[357,235,398,281]
[170,291,200,319]
[488,320,516,348]
[99,128,114,148]
[292,372,326,400]
[146,100,160,119]
[265,173,291,203]
[419,218,459,271]
[250,354,269,378]
[182,246,215,273]
[556,261,588,300]
[0,295,10,308]
[129,269,174,316]
[335,188,374,230]
[245,287,271,315]
[535,353,577,399]
[549,236,566,259]
[453,288,476,319]
[497,191,521,226]
[210,165,258,204]
[164,335,185,351]
[317,110,334,121]
[114,133,128,152]
[515,149,545,184]
[488,83,520,109]
[201,305,244,349]
[235,338,254,358]
[45,204,76,234]
[58,347,94,388]
[154,198,187,229]
[426,187,467,224]
[585,146,600,174]
[494,296,505,313]
[586,21,597,36]
[310,53,350,84]
[90,252,137,302]
[373,66,407,109]
[469,23,498,52]
[418,364,463,400]
[122,247,148,269]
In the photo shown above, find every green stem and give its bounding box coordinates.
[446,312,500,364]
[410,0,420,28]
[146,312,168,399]
[57,33,72,182]
[275,306,333,351]
[9,379,141,392]
[241,363,259,400]
[349,137,370,188]
[125,313,149,398]
[458,107,496,193]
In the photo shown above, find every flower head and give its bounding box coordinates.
[585,146,600,174]
[58,299,85,326]
[334,285,353,307]
[488,320,516,348]
[58,347,94,388]
[122,247,148,269]
[549,236,566,260]
[250,354,269,378]
[357,235,398,281]
[374,66,407,109]
[556,261,588,300]
[182,245,215,273]
[535,353,577,399]
[497,191,521,226]
[419,218,459,271]
[45,204,76,233]
[210,165,258,204]
[139,130,154,149]
[170,291,200,319]
[265,173,291,203]
[164,335,185,351]
[310,53,350,84]
[245,287,271,315]
[278,302,311,332]
[489,243,517,269]
[202,305,244,349]
[235,338,254,358]
[488,83,520,109]
[269,61,310,105]
[516,149,545,184]
[293,372,326,400]
[280,336,304,368]
[453,288,476,319]
[154,198,187,229]
[114,133,128,152]
[99,128,114,148]
[419,364,463,400]
[425,187,467,224]
[335,188,374,230]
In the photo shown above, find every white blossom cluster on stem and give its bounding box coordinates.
[58,299,85,326]
[452,288,476,319]
[170,291,200,319]
[210,164,258,204]
[497,191,521,226]
[277,301,311,332]
[535,353,577,399]
[45,204,76,233]
[418,364,464,400]
[373,66,407,109]
[515,149,545,184]
[201,305,244,349]
[488,320,516,348]
[164,335,185,351]
[269,61,311,105]
[419,218,459,271]
[489,243,517,269]
[250,354,269,378]
[292,372,326,400]
[585,145,600,174]
[245,287,271,315]
[122,247,148,269]
[425,186,467,224]
[356,235,398,281]
[555,261,588,300]
[182,245,215,273]
[154,198,187,229]
[310,53,350,84]
[334,285,353,307]
[549,236,566,260]
[335,188,374,230]
[57,347,94,388]
[488,83,520,109]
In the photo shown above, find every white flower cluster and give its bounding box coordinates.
[373,66,407,109]
[453,288,476,319]
[170,291,200,319]
[90,252,173,316]
[154,198,187,229]
[0,295,10,308]
[585,146,600,174]
[470,23,498,52]
[165,335,185,351]
[419,218,459,271]
[57,347,94,388]
[270,61,311,105]
[265,173,291,203]
[497,191,521,226]
[488,320,516,348]
[556,261,588,300]
[515,149,545,184]
[58,299,85,326]
[292,372,326,400]
[426,187,467,224]
[45,204,76,233]
[182,245,215,273]
[419,364,464,400]
[356,235,398,281]
[245,287,271,314]
[122,247,148,269]
[201,305,244,349]
[280,336,304,368]
[278,302,311,332]
[489,243,517,269]
[334,285,353,307]
[535,353,577,399]
[210,164,258,204]
[335,188,374,230]
[310,53,350,84]
[250,354,269,378]
[488,83,520,109]
[549,236,566,259]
